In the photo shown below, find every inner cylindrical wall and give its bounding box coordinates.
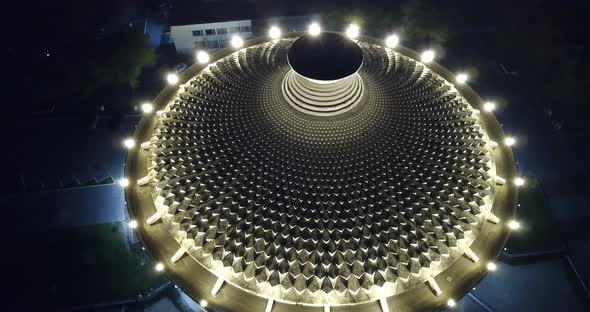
[281,69,365,116]
[282,33,366,116]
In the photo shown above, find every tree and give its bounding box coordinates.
[323,3,400,37]
[81,30,156,96]
[24,28,157,114]
[400,0,452,45]
[6,1,156,112]
[323,1,454,45]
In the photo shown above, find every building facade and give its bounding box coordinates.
[170,20,253,54]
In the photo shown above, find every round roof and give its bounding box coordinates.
[124,32,517,312]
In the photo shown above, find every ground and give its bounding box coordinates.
[505,176,564,254]
[46,221,166,305]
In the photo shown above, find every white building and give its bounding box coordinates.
[171,20,253,55]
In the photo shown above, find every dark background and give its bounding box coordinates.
[1,0,589,310]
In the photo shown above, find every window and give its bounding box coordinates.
[229,26,240,33]
[216,28,228,35]
[192,30,204,36]
[205,29,216,35]
[240,25,251,33]
[194,41,206,49]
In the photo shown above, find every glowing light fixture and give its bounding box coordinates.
[447,299,456,308]
[346,24,360,39]
[514,177,525,186]
[119,178,130,188]
[200,300,208,307]
[231,35,244,48]
[508,220,521,230]
[505,137,516,146]
[166,73,179,85]
[420,50,435,63]
[308,22,321,36]
[486,262,497,271]
[385,34,399,48]
[196,50,209,64]
[483,101,496,112]
[269,26,281,39]
[456,73,469,84]
[155,263,164,271]
[129,220,138,229]
[123,138,135,149]
[141,102,153,113]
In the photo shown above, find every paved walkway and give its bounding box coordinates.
[1,184,126,231]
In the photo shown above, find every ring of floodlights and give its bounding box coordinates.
[125,32,518,312]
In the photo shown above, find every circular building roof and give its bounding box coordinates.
[125,32,517,312]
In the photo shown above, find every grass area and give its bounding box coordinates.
[47,221,166,306]
[505,176,564,254]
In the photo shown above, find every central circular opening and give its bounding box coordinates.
[288,32,363,81]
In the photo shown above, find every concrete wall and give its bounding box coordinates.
[171,20,253,55]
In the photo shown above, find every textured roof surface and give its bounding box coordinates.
[138,38,500,305]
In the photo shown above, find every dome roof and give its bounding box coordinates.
[124,32,517,312]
